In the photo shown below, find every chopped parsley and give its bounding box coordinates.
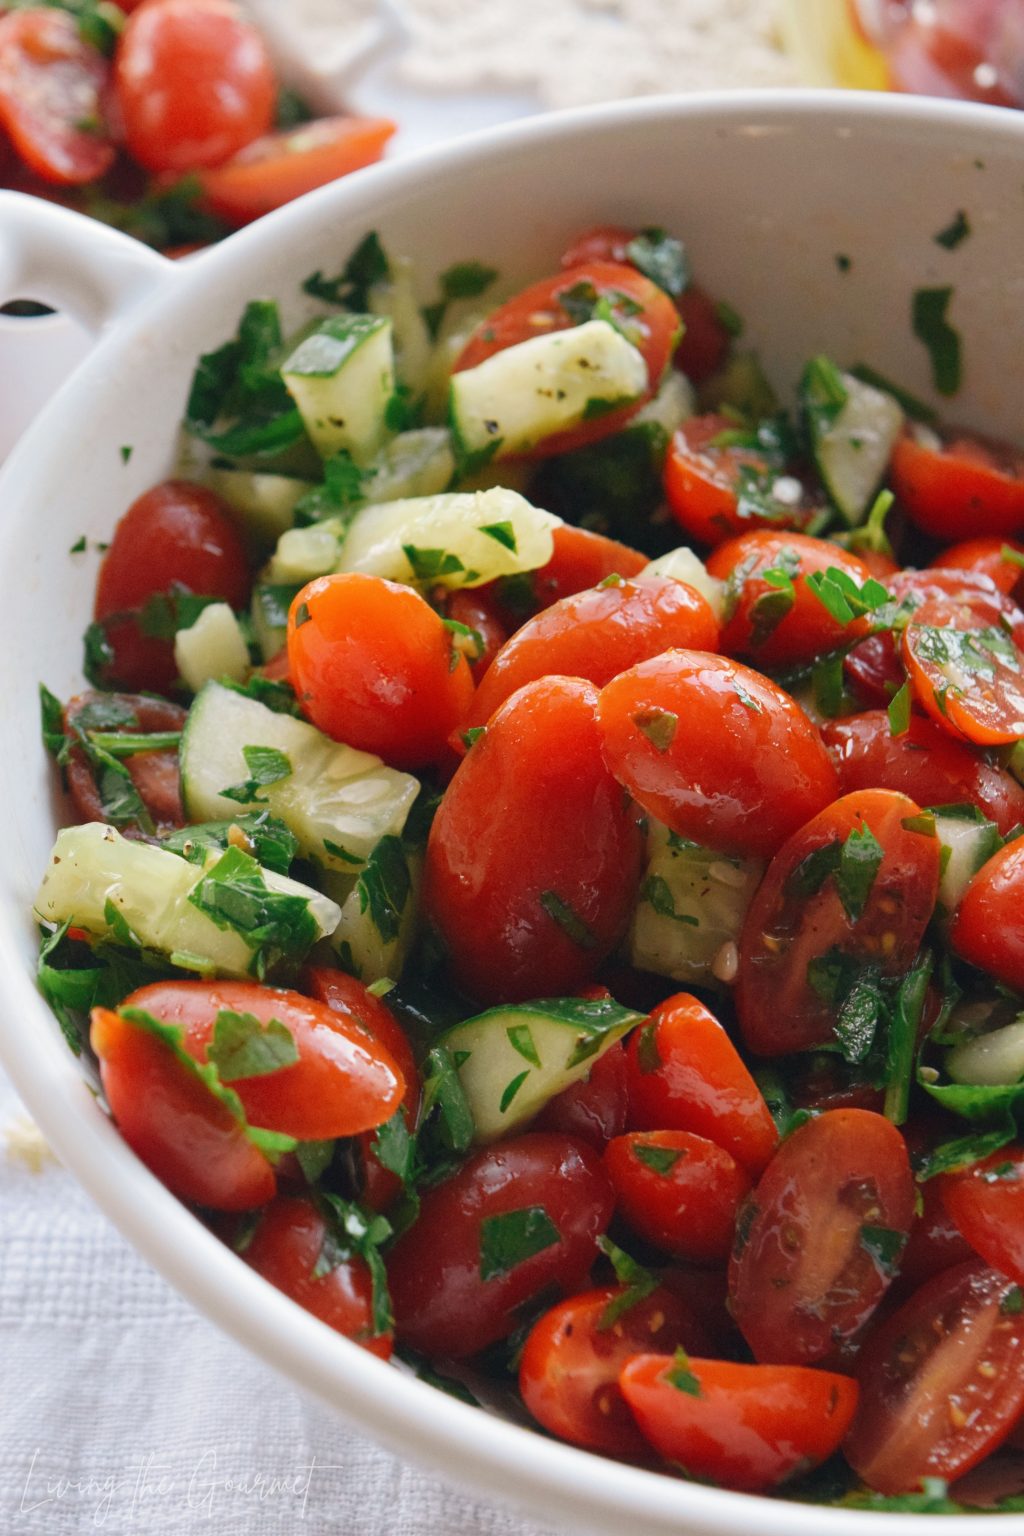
[912,285,962,397]
[403,545,466,582]
[595,1236,659,1330]
[302,230,390,309]
[506,1024,541,1067]
[632,708,678,753]
[887,680,912,737]
[187,845,320,977]
[624,228,689,297]
[478,1205,561,1282]
[641,875,698,927]
[316,1193,393,1335]
[354,836,412,946]
[859,1223,907,1277]
[539,890,597,950]
[933,209,971,251]
[633,1142,683,1176]
[220,745,292,805]
[207,1008,298,1081]
[664,1346,702,1397]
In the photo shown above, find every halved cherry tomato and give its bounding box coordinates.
[197,116,396,225]
[287,572,474,771]
[736,788,941,1056]
[114,0,275,174]
[940,1146,1024,1285]
[90,1005,275,1210]
[931,536,1024,599]
[597,650,838,859]
[625,994,778,1177]
[891,430,1024,542]
[519,1283,712,1457]
[952,839,1024,992]
[423,676,644,1004]
[822,710,1024,837]
[620,1355,858,1491]
[844,1261,1024,1493]
[387,1133,613,1359]
[535,1039,630,1148]
[464,575,718,732]
[898,1172,974,1295]
[0,10,114,185]
[453,261,679,457]
[605,1130,750,1264]
[532,523,647,609]
[64,691,186,832]
[707,530,875,668]
[664,417,813,548]
[242,1196,392,1358]
[728,1109,916,1364]
[903,592,1024,746]
[121,980,405,1141]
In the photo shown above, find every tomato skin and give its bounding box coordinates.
[605,1130,750,1264]
[453,261,680,457]
[121,980,405,1141]
[114,0,276,174]
[465,576,719,731]
[242,1196,392,1359]
[736,788,940,1057]
[532,524,647,609]
[96,482,249,616]
[519,1283,712,1457]
[940,1147,1024,1285]
[197,116,396,225]
[728,1109,916,1365]
[624,994,778,1177]
[898,1173,974,1294]
[903,591,1024,747]
[0,10,114,186]
[443,585,509,685]
[90,1005,275,1211]
[597,649,838,859]
[952,840,1024,991]
[286,573,474,771]
[534,1040,629,1148]
[664,417,809,548]
[423,676,644,1005]
[387,1133,614,1359]
[64,691,186,832]
[891,431,1024,542]
[931,536,1024,598]
[620,1355,859,1492]
[706,531,875,668]
[844,1261,1024,1494]
[822,710,1024,837]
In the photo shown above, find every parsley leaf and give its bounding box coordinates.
[478,1206,560,1282]
[317,1193,393,1335]
[859,1223,907,1277]
[624,227,689,297]
[633,1142,683,1175]
[539,891,597,950]
[934,209,971,251]
[221,744,292,805]
[293,450,372,527]
[641,875,699,926]
[207,1008,298,1080]
[834,967,885,1065]
[595,1235,659,1330]
[887,680,912,737]
[303,231,390,310]
[355,836,411,945]
[664,1346,702,1397]
[632,708,677,753]
[836,822,884,923]
[187,845,320,977]
[160,813,297,876]
[912,285,962,397]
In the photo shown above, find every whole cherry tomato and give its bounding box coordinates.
[114,0,276,174]
[605,1130,750,1264]
[664,417,813,548]
[620,1355,858,1492]
[891,430,1024,541]
[897,1173,974,1295]
[532,524,647,609]
[387,1133,613,1358]
[423,676,644,1004]
[0,9,114,185]
[287,573,474,770]
[736,788,940,1056]
[242,1196,392,1358]
[64,692,186,832]
[931,536,1024,599]
[952,839,1024,992]
[197,116,396,225]
[940,1146,1024,1286]
[728,1109,916,1364]
[597,649,838,859]
[902,591,1024,747]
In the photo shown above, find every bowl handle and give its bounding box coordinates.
[0,190,176,333]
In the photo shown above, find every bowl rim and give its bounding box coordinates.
[2,87,1023,1535]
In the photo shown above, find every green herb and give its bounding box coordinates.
[624,228,689,297]
[787,839,842,899]
[120,445,133,464]
[632,708,677,753]
[371,1110,416,1186]
[1002,1285,1024,1316]
[39,685,68,761]
[82,619,114,689]
[303,231,389,309]
[664,1346,702,1398]
[641,875,698,927]
[859,1223,907,1277]
[69,534,87,554]
[499,1071,530,1113]
[539,891,597,949]
[812,651,847,718]
[595,1236,659,1329]
[440,259,498,300]
[801,354,849,438]
[477,520,517,552]
[506,1024,541,1068]
[834,968,885,1065]
[294,450,371,526]
[836,822,884,923]
[840,1479,964,1514]
[161,813,297,876]
[934,209,971,251]
[528,420,668,555]
[322,839,362,867]
[714,299,744,337]
[418,1044,475,1156]
[85,730,181,758]
[835,254,852,274]
[743,553,800,647]
[207,1008,298,1080]
[885,951,933,1125]
[295,1139,334,1184]
[403,545,466,582]
[478,1206,560,1282]
[912,285,962,397]
[461,726,486,752]
[221,745,292,806]
[633,1142,683,1175]
[317,1193,393,1334]
[355,836,411,945]
[188,845,319,977]
[917,1118,1016,1180]
[887,681,912,737]
[185,299,303,457]
[805,565,891,626]
[732,680,763,713]
[848,363,938,425]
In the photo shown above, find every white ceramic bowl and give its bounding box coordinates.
[1,92,1022,1535]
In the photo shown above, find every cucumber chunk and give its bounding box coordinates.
[329,842,422,985]
[368,256,433,396]
[205,467,313,545]
[368,428,456,503]
[174,603,250,692]
[932,805,1002,913]
[801,356,904,526]
[281,313,395,463]
[641,547,725,621]
[947,1018,1024,1087]
[439,995,645,1142]
[632,369,694,438]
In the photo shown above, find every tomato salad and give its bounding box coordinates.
[32,221,1024,1512]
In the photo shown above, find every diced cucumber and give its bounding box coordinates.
[450,319,648,461]
[180,682,419,875]
[174,603,250,692]
[801,356,904,526]
[250,581,300,662]
[438,995,645,1142]
[641,547,725,621]
[368,256,433,397]
[264,523,344,584]
[932,806,1002,913]
[629,821,765,987]
[367,428,455,503]
[281,313,395,463]
[632,369,694,438]
[34,823,339,978]
[947,1018,1024,1087]
[205,466,314,545]
[337,486,560,590]
[329,843,422,985]
[423,303,491,421]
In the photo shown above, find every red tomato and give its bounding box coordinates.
[822,710,1024,837]
[728,1109,916,1364]
[534,1040,629,1148]
[941,1147,1024,1286]
[845,1261,1024,1493]
[891,430,1024,542]
[0,10,114,185]
[619,1355,858,1491]
[597,649,838,859]
[519,1283,712,1457]
[605,1130,750,1264]
[453,262,679,457]
[952,839,1024,992]
[121,980,405,1141]
[242,1196,392,1358]
[423,676,644,1004]
[532,524,647,609]
[64,691,186,831]
[387,1133,614,1359]
[624,993,779,1177]
[90,1005,275,1210]
[464,576,718,732]
[287,573,474,771]
[114,0,275,174]
[736,788,940,1056]
[898,1173,974,1294]
[664,417,813,548]
[442,586,509,685]
[931,536,1024,599]
[560,223,637,269]
[903,591,1024,747]
[706,530,876,668]
[197,116,396,225]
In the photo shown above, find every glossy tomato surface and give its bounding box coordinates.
[892,430,1024,541]
[952,839,1024,991]
[605,1130,750,1263]
[941,1145,1024,1284]
[665,419,812,548]
[197,116,396,224]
